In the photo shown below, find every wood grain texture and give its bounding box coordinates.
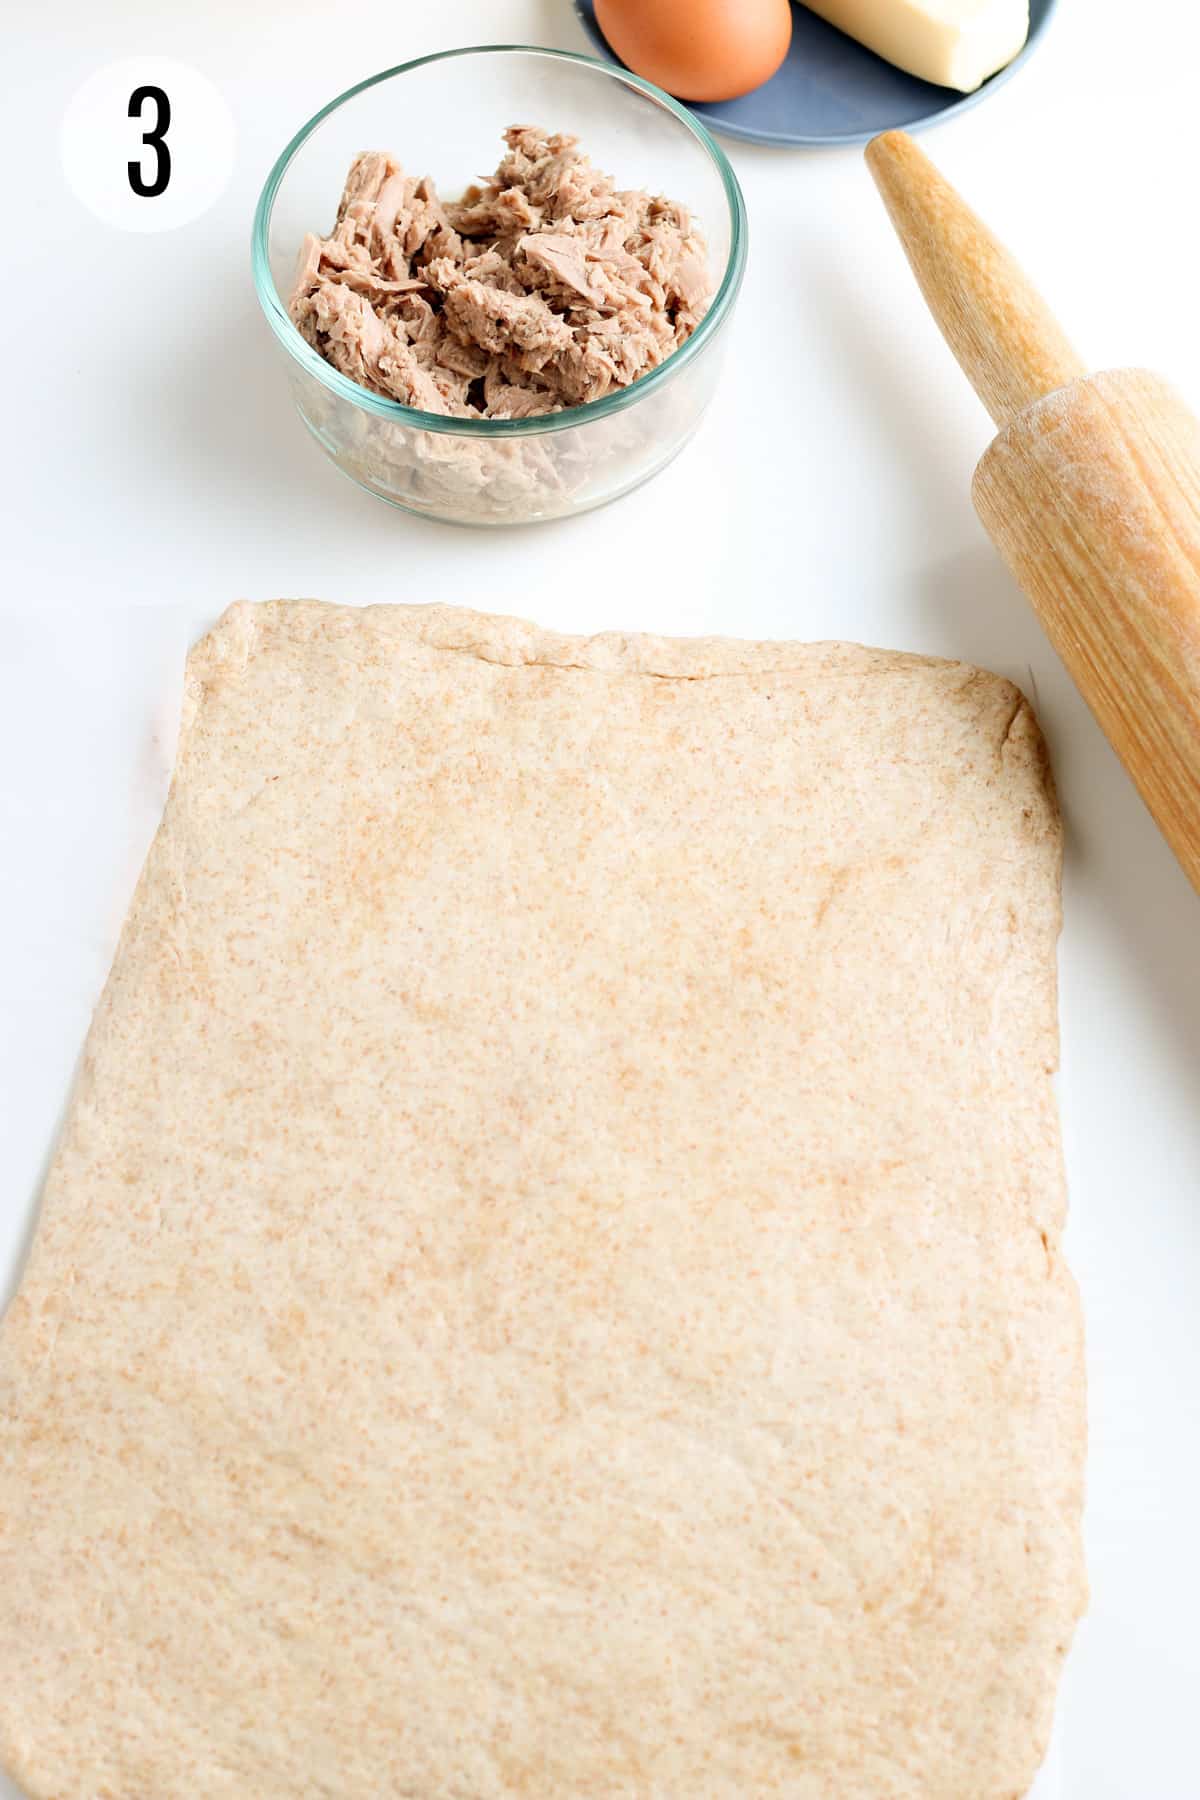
[867,131,1200,897]
[865,130,1085,427]
[974,369,1200,893]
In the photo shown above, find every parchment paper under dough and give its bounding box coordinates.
[0,602,1086,1799]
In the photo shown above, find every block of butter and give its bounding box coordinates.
[802,0,1030,92]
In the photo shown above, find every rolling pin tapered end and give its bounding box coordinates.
[867,133,1200,901]
[865,130,1085,430]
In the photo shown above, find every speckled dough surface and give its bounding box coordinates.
[0,602,1085,1799]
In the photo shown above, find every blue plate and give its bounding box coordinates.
[573,0,1058,147]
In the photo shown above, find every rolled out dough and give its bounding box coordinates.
[0,602,1085,1798]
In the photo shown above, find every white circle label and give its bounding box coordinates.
[60,58,235,234]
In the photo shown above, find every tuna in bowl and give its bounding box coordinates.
[252,48,747,527]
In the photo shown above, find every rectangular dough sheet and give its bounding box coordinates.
[0,602,1086,1799]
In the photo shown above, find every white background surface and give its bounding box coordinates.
[3,2,1200,1795]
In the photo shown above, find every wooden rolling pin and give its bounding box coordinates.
[866,130,1200,895]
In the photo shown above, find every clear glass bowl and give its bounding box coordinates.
[252,46,747,528]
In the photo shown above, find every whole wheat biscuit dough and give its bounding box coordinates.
[0,602,1085,1799]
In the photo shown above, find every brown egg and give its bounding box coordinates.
[596,0,793,102]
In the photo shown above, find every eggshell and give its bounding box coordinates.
[596,0,793,102]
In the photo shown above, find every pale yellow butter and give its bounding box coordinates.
[803,0,1030,91]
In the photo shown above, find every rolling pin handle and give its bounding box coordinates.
[865,130,1087,429]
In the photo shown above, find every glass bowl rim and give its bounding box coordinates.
[251,44,748,439]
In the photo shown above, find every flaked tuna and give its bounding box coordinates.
[288,126,714,420]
